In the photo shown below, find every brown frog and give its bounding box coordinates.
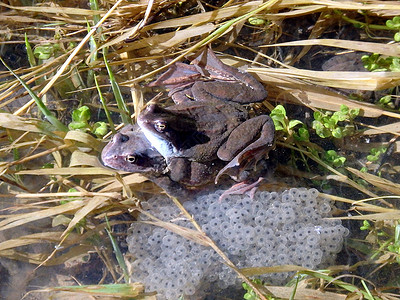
[102,48,275,197]
[140,48,275,183]
[101,124,222,198]
[137,102,275,183]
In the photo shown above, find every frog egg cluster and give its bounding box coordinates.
[126,188,349,299]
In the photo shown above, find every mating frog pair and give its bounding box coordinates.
[101,48,275,198]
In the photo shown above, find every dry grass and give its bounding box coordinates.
[1,0,400,299]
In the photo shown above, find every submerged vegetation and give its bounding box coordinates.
[1,0,400,299]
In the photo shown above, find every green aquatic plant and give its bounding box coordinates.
[367,146,387,162]
[243,279,263,300]
[386,16,400,42]
[360,220,400,265]
[361,53,392,72]
[361,16,400,72]
[68,105,108,138]
[270,105,309,141]
[324,149,346,168]
[312,105,359,139]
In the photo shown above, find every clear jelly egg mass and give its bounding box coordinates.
[126,188,349,299]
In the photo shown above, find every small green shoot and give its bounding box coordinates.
[103,48,131,125]
[105,216,130,283]
[360,220,372,231]
[312,105,359,139]
[24,33,36,67]
[270,105,309,141]
[324,150,346,168]
[248,16,267,26]
[378,95,394,109]
[367,147,387,162]
[68,105,107,138]
[243,279,263,300]
[387,224,400,264]
[361,53,392,72]
[362,16,400,72]
[360,220,400,264]
[386,16,400,42]
[94,75,116,134]
[34,43,62,61]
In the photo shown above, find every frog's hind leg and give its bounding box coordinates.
[218,177,264,202]
[215,115,275,183]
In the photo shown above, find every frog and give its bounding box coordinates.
[137,102,275,184]
[149,47,268,104]
[141,47,275,183]
[102,47,275,198]
[101,124,222,198]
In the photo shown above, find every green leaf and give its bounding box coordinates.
[24,33,36,67]
[288,119,303,129]
[72,106,91,122]
[340,104,349,114]
[379,95,392,105]
[360,220,371,230]
[105,216,130,283]
[390,57,400,71]
[332,127,343,138]
[68,121,89,130]
[387,16,400,29]
[325,149,337,161]
[312,120,330,138]
[313,111,323,121]
[272,119,284,131]
[248,16,266,26]
[395,32,400,42]
[349,108,360,118]
[270,105,287,131]
[367,154,379,162]
[270,104,286,117]
[333,156,346,167]
[93,122,108,137]
[325,118,337,129]
[33,44,54,60]
[103,49,131,125]
[294,127,309,142]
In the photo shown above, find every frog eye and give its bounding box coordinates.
[126,155,136,163]
[155,121,167,132]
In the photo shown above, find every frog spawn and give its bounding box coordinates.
[126,188,349,299]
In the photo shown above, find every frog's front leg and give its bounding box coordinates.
[168,157,221,187]
[215,115,275,183]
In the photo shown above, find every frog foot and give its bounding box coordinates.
[218,177,264,202]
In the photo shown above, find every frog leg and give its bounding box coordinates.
[218,177,264,202]
[191,48,268,103]
[215,115,275,183]
[148,62,201,89]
